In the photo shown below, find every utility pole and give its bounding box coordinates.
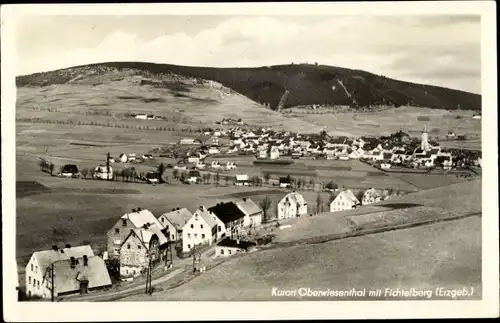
[51,263,54,302]
[145,251,153,294]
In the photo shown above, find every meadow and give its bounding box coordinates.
[287,106,482,138]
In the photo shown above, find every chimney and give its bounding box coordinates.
[70,257,76,268]
[65,244,71,249]
[83,255,88,266]
[52,245,58,251]
[137,207,142,211]
[172,208,175,211]
[176,207,180,210]
[60,249,64,253]
[132,208,137,212]
[242,197,247,202]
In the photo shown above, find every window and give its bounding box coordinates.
[200,224,203,229]
[187,244,191,249]
[138,245,141,249]
[37,280,40,288]
[218,226,221,232]
[202,234,205,239]
[122,219,127,226]
[35,266,37,273]
[31,264,33,271]
[191,224,194,229]
[194,234,198,238]
[125,269,128,274]
[161,218,164,222]
[172,234,175,240]
[28,276,31,284]
[228,249,232,255]
[33,279,36,287]
[221,249,224,255]
[127,244,131,249]
[187,233,191,239]
[115,228,119,234]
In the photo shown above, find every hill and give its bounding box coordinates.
[17,62,481,111]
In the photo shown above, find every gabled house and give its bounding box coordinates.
[181,206,218,254]
[119,227,167,278]
[330,189,360,212]
[42,254,111,298]
[234,197,263,228]
[25,245,96,299]
[157,208,193,242]
[362,188,382,205]
[208,202,247,239]
[107,208,165,259]
[277,192,308,220]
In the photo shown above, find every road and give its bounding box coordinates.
[64,268,184,302]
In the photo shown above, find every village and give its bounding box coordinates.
[23,122,482,301]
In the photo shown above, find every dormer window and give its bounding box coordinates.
[122,219,127,226]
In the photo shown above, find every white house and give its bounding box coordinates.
[362,188,382,205]
[259,150,268,159]
[235,197,263,228]
[235,174,249,186]
[119,154,128,163]
[269,147,280,160]
[181,206,218,254]
[215,237,257,257]
[277,192,308,220]
[157,208,193,242]
[330,189,360,212]
[25,245,98,299]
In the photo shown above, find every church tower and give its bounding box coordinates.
[421,125,430,151]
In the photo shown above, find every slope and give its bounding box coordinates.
[17,62,481,111]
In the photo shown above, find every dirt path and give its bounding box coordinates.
[63,268,184,302]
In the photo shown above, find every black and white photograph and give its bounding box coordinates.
[2,1,498,321]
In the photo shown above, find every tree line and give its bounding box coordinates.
[17,118,206,133]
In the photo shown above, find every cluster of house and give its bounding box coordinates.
[175,126,481,169]
[24,185,398,300]
[329,188,389,212]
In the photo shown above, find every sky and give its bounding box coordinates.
[15,15,481,94]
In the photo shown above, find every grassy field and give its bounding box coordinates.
[289,106,482,138]
[121,215,481,301]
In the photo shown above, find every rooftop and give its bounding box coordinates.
[217,237,257,250]
[52,256,111,295]
[208,202,247,224]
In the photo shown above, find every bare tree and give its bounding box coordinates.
[49,163,54,176]
[173,169,179,180]
[263,172,271,184]
[316,193,323,214]
[157,163,166,183]
[215,172,220,185]
[80,168,88,179]
[206,173,212,184]
[260,196,273,223]
[309,178,315,191]
[224,175,229,185]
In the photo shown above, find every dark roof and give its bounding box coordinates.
[217,237,257,250]
[62,164,79,173]
[208,202,246,224]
